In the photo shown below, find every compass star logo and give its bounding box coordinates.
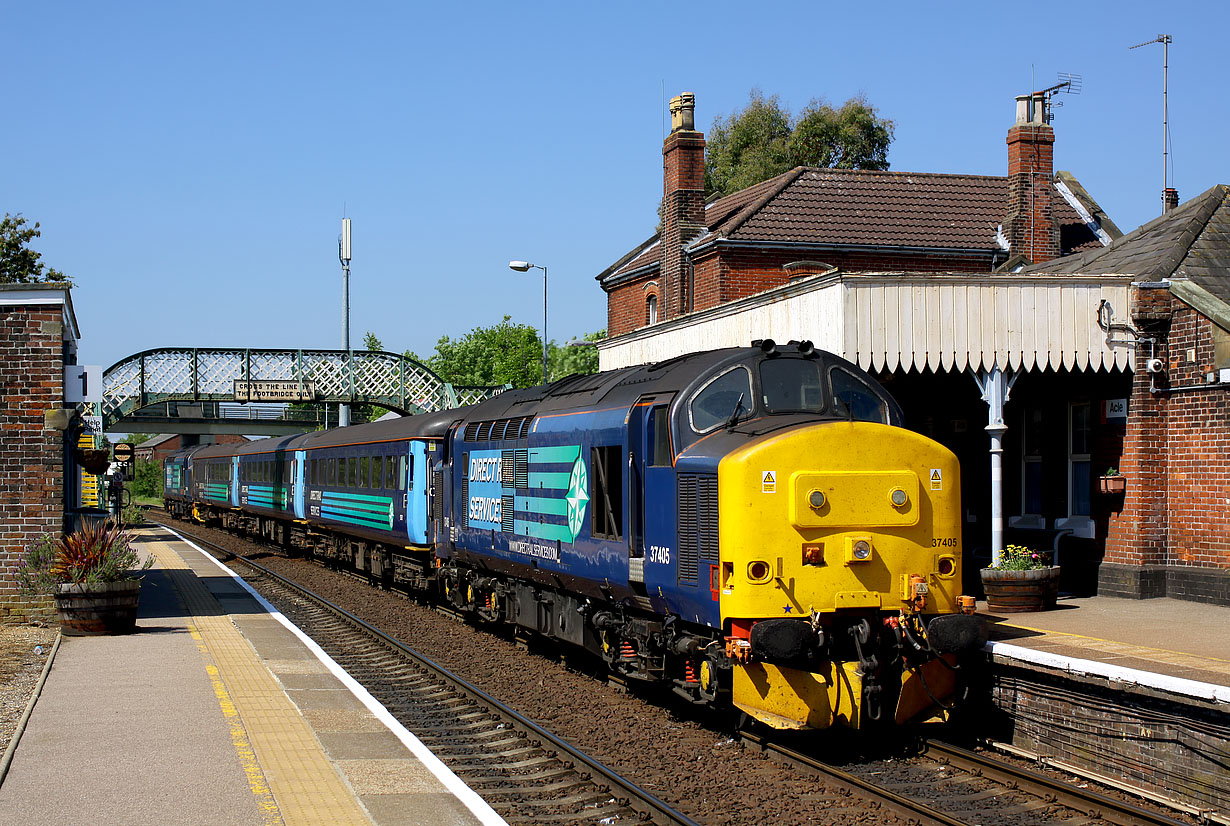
[565,455,589,540]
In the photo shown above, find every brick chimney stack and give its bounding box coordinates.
[1004,93,1059,264]
[661,93,706,320]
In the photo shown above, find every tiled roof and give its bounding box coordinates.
[1023,184,1230,320]
[602,167,1107,282]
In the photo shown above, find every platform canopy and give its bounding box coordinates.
[597,272,1135,375]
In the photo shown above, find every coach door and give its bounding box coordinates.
[628,397,676,589]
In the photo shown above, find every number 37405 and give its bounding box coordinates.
[931,537,958,548]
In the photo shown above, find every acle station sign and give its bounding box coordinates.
[232,379,316,403]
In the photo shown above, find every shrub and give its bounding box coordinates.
[14,520,151,595]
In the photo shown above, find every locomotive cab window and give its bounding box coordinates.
[689,366,753,433]
[591,445,623,540]
[830,367,889,424]
[760,358,825,413]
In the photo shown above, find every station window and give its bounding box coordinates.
[1069,401,1091,517]
[646,294,658,325]
[1021,405,1044,514]
[590,445,623,540]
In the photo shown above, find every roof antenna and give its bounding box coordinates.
[1130,34,1173,214]
[1037,73,1082,123]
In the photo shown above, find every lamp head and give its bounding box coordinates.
[508,260,532,272]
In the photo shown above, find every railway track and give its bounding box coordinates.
[153,516,1202,826]
[739,728,1195,826]
[165,523,702,826]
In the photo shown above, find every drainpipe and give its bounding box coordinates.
[973,365,1020,566]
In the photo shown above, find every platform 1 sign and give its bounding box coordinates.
[233,380,316,403]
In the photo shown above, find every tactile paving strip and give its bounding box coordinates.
[148,539,374,826]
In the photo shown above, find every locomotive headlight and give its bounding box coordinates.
[890,488,908,508]
[808,489,826,509]
[845,536,873,563]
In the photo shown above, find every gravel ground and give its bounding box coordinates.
[0,625,58,758]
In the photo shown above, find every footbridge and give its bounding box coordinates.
[101,348,506,435]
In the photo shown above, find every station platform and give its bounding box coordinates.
[0,527,507,826]
[982,595,1230,706]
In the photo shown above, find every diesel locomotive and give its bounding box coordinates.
[165,341,985,731]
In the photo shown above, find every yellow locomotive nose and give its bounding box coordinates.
[717,420,963,730]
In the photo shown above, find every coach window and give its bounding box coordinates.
[360,456,370,489]
[591,445,623,540]
[326,458,336,486]
[689,366,753,433]
[400,455,409,490]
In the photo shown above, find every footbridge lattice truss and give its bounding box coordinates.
[101,348,505,430]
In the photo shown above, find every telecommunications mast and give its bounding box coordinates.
[339,217,352,427]
[1130,34,1174,213]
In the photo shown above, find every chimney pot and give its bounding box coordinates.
[1015,94,1031,125]
[1164,187,1179,212]
[670,93,696,132]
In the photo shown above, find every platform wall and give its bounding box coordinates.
[0,300,68,623]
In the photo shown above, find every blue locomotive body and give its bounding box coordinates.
[170,342,984,731]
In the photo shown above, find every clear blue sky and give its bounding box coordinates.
[5,1,1226,371]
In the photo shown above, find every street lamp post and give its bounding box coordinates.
[508,260,548,384]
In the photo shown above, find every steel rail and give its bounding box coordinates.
[738,730,971,826]
[923,739,1194,826]
[175,524,703,826]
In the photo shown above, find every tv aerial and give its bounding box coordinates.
[1037,73,1082,123]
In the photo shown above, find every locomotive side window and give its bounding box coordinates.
[401,455,410,490]
[590,445,623,540]
[650,406,671,466]
[689,366,753,433]
[760,359,825,413]
[829,367,888,423]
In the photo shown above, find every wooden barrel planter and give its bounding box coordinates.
[979,567,1061,613]
[54,580,141,635]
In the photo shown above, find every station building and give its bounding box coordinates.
[595,93,1230,605]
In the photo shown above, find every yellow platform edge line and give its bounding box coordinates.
[1001,622,1230,666]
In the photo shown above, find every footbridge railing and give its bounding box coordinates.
[101,348,505,432]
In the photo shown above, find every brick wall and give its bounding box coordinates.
[1102,286,1230,602]
[0,301,69,623]
[987,665,1229,812]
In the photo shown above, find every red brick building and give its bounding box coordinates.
[1026,186,1230,602]
[0,284,79,623]
[132,432,248,465]
[592,93,1230,606]
[599,92,1117,338]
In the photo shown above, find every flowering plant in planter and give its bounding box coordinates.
[15,520,150,595]
[987,544,1051,571]
[981,544,1059,612]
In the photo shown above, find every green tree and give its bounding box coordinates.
[1,213,71,284]
[411,315,543,389]
[546,329,605,380]
[131,459,163,499]
[704,91,894,196]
